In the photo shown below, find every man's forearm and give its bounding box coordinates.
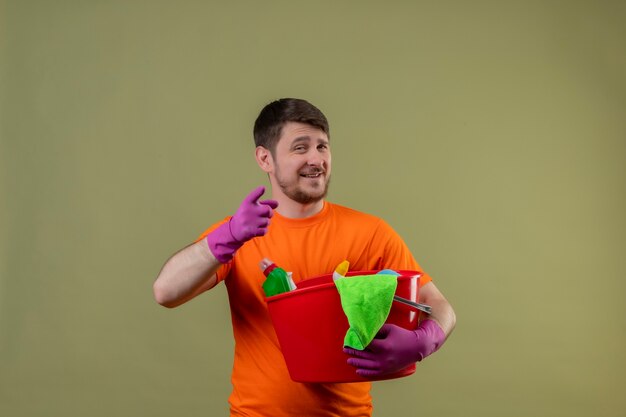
[153,238,222,308]
[419,282,456,338]
[153,186,277,308]
[424,296,456,338]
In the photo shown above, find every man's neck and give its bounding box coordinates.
[273,196,325,219]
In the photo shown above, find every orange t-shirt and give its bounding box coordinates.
[197,201,432,417]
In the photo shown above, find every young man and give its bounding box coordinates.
[153,98,456,417]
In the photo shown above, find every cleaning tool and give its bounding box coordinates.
[378,269,431,314]
[334,273,397,350]
[259,258,296,297]
[332,260,350,281]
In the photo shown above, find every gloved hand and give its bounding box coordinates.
[343,320,445,377]
[207,186,278,263]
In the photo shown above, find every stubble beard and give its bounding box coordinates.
[276,168,331,205]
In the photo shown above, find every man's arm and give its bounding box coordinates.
[153,238,221,308]
[152,186,278,309]
[418,281,456,338]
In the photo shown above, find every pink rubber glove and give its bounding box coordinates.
[344,320,445,377]
[206,186,278,263]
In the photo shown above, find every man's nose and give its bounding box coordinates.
[307,151,326,168]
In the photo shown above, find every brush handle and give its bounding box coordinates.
[393,295,432,314]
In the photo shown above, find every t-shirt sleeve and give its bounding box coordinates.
[371,219,433,287]
[195,217,232,284]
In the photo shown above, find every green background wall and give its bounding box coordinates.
[1,1,625,416]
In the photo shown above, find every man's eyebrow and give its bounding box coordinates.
[290,136,329,146]
[291,136,310,145]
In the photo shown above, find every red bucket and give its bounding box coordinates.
[266,270,421,383]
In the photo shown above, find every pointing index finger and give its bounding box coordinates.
[244,186,266,205]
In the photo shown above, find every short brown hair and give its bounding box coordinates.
[253,98,330,153]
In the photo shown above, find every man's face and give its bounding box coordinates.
[270,122,331,205]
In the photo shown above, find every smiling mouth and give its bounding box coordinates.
[300,172,323,178]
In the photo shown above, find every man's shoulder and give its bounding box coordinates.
[326,202,401,243]
[327,201,383,224]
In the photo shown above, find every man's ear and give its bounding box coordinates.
[255,146,273,173]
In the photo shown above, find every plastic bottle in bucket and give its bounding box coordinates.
[259,258,296,297]
[332,260,350,281]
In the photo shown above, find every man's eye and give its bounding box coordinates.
[294,146,306,152]
[318,144,328,150]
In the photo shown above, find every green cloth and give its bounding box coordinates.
[334,274,398,350]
